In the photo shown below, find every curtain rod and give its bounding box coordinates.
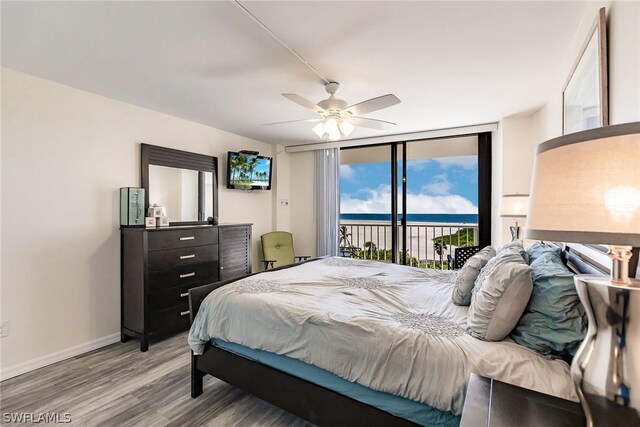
[284,122,499,152]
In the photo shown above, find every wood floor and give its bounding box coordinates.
[0,333,313,426]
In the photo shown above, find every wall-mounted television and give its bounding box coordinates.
[227,151,273,190]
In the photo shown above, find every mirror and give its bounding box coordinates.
[148,165,214,222]
[142,144,218,225]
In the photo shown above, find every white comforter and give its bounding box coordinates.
[188,257,577,415]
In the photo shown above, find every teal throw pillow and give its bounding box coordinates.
[510,250,586,357]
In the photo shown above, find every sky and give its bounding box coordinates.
[340,155,478,214]
[253,158,271,177]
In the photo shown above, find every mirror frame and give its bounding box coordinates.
[141,143,218,226]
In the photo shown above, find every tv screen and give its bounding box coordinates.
[227,152,272,190]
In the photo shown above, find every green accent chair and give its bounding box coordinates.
[260,231,310,270]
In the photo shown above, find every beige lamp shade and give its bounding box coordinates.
[500,194,529,217]
[525,122,640,246]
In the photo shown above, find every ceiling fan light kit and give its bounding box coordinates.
[312,116,354,141]
[339,120,355,137]
[311,122,326,138]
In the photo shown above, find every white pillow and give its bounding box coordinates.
[451,246,496,306]
[497,239,529,263]
[467,252,533,341]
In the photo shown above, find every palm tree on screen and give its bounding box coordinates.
[229,155,239,183]
[248,157,259,183]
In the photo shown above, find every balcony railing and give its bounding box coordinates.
[339,222,479,270]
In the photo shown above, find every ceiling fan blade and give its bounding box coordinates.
[263,118,322,126]
[346,94,401,116]
[282,93,327,113]
[349,116,397,130]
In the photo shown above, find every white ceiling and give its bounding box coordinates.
[2,1,587,146]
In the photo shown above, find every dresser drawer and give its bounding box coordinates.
[148,244,218,273]
[148,304,191,334]
[148,262,219,291]
[147,227,218,251]
[148,284,193,312]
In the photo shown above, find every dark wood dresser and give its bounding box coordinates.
[121,223,252,351]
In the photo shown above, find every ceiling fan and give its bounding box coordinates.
[265,82,401,141]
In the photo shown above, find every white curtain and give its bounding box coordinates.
[315,148,340,257]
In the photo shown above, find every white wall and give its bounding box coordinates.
[491,125,503,247]
[0,68,273,377]
[289,151,316,259]
[496,115,535,245]
[272,144,291,233]
[608,2,640,124]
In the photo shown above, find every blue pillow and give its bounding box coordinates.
[526,242,561,265]
[510,250,587,357]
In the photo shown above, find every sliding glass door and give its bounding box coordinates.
[397,137,479,268]
[339,133,490,269]
[339,144,394,261]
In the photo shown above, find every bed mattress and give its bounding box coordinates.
[189,257,577,416]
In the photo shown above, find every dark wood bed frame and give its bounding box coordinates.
[188,245,628,426]
[188,258,421,426]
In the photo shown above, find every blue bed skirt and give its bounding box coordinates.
[211,339,460,427]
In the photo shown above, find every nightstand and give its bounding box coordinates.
[460,374,585,427]
[461,374,640,426]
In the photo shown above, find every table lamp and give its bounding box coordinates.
[500,194,529,241]
[525,122,640,426]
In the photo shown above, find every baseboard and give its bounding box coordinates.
[0,333,121,381]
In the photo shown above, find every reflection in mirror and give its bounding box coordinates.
[149,165,213,223]
[204,172,213,220]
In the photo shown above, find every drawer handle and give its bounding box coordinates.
[180,292,189,298]
[180,272,196,279]
[180,310,190,316]
[179,236,195,241]
[180,254,196,260]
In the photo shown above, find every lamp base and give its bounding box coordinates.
[572,275,640,426]
[509,225,521,241]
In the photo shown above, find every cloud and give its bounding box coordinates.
[406,159,432,171]
[340,164,356,180]
[423,173,452,195]
[435,156,477,169]
[341,184,477,214]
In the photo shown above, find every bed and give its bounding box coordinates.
[187,251,598,426]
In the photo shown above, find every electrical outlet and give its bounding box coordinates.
[0,320,9,338]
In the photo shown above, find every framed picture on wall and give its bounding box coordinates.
[562,7,608,135]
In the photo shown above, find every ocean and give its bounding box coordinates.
[340,213,478,224]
